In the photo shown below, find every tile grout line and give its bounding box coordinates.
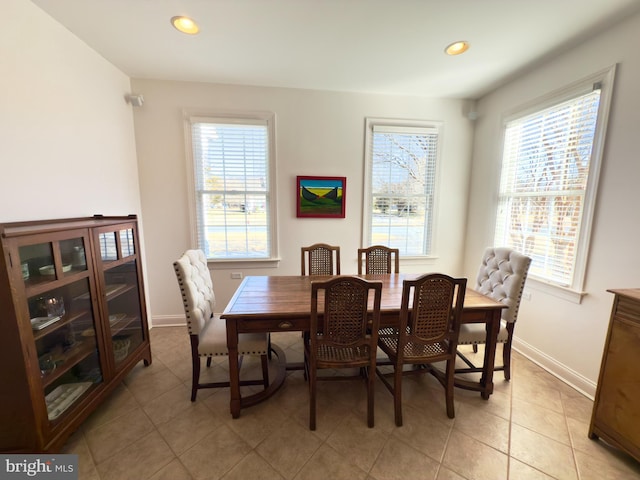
[137,389,179,480]
[563,394,582,480]
[435,414,458,479]
[506,357,514,479]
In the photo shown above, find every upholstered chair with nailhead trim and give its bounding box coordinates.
[456,247,531,380]
[174,249,270,401]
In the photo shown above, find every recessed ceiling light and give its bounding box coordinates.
[445,41,470,56]
[171,16,199,35]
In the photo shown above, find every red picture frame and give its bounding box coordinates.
[296,176,346,218]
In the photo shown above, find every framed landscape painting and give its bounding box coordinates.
[296,176,346,218]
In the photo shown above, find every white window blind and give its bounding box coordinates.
[190,119,272,259]
[366,122,439,256]
[494,88,602,288]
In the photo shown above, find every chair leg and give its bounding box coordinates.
[503,323,515,380]
[473,344,478,353]
[303,354,309,381]
[309,360,317,431]
[394,362,403,427]
[206,356,212,367]
[503,340,512,381]
[367,366,375,428]
[445,358,455,418]
[191,354,200,402]
[261,354,270,389]
[302,332,310,381]
[190,337,201,402]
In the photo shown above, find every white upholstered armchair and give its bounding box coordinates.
[456,247,532,380]
[173,249,270,401]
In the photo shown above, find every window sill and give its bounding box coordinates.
[526,277,587,304]
[401,255,439,264]
[207,258,281,269]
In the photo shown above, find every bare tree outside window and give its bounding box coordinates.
[365,122,439,256]
[495,87,605,288]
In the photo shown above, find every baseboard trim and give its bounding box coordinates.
[513,337,596,399]
[150,315,186,328]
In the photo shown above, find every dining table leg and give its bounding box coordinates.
[226,319,242,418]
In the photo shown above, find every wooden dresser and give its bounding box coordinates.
[589,289,640,462]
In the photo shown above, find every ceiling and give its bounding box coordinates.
[31,0,640,99]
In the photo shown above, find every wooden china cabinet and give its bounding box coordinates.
[589,288,640,462]
[0,215,151,453]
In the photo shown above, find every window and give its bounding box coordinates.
[364,118,441,256]
[186,113,276,261]
[494,67,615,295]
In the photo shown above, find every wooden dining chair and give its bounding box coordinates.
[456,247,531,380]
[376,273,466,426]
[357,245,399,274]
[304,276,382,430]
[301,243,340,275]
[173,249,271,401]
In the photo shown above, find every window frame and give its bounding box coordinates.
[363,117,443,259]
[184,110,279,265]
[494,65,616,302]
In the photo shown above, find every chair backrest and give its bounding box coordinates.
[301,243,341,275]
[173,249,215,336]
[476,247,532,324]
[310,276,382,353]
[358,245,399,274]
[398,273,467,354]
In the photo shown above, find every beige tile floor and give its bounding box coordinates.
[62,327,640,480]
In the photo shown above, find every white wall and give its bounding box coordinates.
[1,0,141,222]
[130,79,474,322]
[465,10,640,396]
[17,0,636,397]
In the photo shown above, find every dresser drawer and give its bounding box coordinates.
[614,295,640,324]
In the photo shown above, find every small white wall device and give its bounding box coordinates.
[125,94,144,107]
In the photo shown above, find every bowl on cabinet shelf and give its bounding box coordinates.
[112,337,131,363]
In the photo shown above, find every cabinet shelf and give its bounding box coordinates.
[24,269,91,298]
[110,315,138,337]
[32,310,92,341]
[0,215,152,453]
[40,341,96,388]
[105,283,133,299]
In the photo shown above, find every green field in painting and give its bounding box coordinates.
[299,188,343,215]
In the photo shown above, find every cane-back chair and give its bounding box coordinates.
[358,245,400,274]
[376,273,466,425]
[301,243,341,276]
[304,276,382,430]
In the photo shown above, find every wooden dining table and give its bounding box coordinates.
[221,273,506,419]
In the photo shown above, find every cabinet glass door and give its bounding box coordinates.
[20,236,102,423]
[20,237,88,286]
[97,226,146,369]
[104,261,144,367]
